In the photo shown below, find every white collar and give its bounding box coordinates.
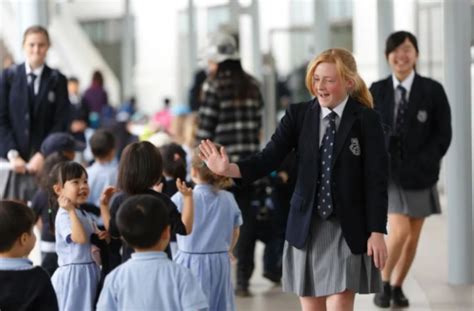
[25,63,44,78]
[321,95,349,119]
[392,70,415,93]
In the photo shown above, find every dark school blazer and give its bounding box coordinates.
[237,97,388,254]
[0,63,70,160]
[370,74,452,189]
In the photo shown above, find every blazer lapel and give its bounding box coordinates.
[309,99,321,154]
[331,98,359,168]
[383,76,395,131]
[34,65,51,116]
[17,64,29,112]
[405,73,423,134]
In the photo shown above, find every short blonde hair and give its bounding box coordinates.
[305,48,373,108]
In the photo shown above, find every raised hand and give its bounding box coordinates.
[99,186,117,208]
[176,178,192,197]
[198,140,230,175]
[58,195,75,212]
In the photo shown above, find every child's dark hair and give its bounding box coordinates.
[160,143,187,180]
[0,200,35,252]
[90,129,116,159]
[385,31,419,58]
[118,141,163,195]
[192,146,233,189]
[47,161,88,233]
[116,194,169,249]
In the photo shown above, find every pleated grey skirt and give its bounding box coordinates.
[388,179,441,218]
[282,216,382,297]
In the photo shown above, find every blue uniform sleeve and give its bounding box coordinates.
[171,192,184,213]
[55,209,73,243]
[229,193,243,227]
[179,268,209,311]
[96,273,118,311]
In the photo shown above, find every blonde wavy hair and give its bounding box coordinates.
[192,146,233,189]
[304,48,373,108]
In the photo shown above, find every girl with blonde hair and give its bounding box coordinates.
[199,48,389,311]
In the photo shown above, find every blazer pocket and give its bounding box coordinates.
[290,193,305,212]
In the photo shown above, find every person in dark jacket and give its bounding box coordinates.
[0,25,70,202]
[200,48,389,310]
[370,31,452,309]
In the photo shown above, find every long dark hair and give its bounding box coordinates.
[214,60,261,100]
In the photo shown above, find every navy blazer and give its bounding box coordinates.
[370,74,452,189]
[0,63,70,160]
[238,98,388,254]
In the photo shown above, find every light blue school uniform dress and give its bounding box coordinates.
[96,251,208,311]
[51,207,100,311]
[172,184,243,311]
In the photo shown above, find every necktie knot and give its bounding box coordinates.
[397,85,407,100]
[28,72,37,81]
[327,111,337,123]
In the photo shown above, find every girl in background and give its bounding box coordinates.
[370,31,451,308]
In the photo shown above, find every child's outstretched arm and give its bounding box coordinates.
[176,178,193,234]
[99,186,117,231]
[58,195,88,244]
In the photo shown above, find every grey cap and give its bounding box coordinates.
[206,32,240,63]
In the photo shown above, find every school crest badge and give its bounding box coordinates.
[417,110,427,123]
[48,91,55,102]
[349,138,361,156]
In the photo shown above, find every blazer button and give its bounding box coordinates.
[24,129,29,135]
[25,114,29,121]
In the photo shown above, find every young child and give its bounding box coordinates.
[160,142,187,198]
[172,148,242,311]
[101,141,193,267]
[97,194,208,310]
[200,48,389,310]
[0,200,58,310]
[31,132,85,276]
[159,142,188,257]
[86,129,118,212]
[49,161,105,311]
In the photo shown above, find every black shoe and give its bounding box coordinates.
[373,282,391,308]
[392,286,410,307]
[263,271,281,284]
[235,286,252,297]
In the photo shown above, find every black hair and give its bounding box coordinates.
[0,200,35,252]
[92,70,104,86]
[116,194,169,249]
[68,77,79,84]
[385,31,419,58]
[47,161,88,234]
[159,143,187,180]
[90,129,116,159]
[214,59,261,100]
[118,141,163,195]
